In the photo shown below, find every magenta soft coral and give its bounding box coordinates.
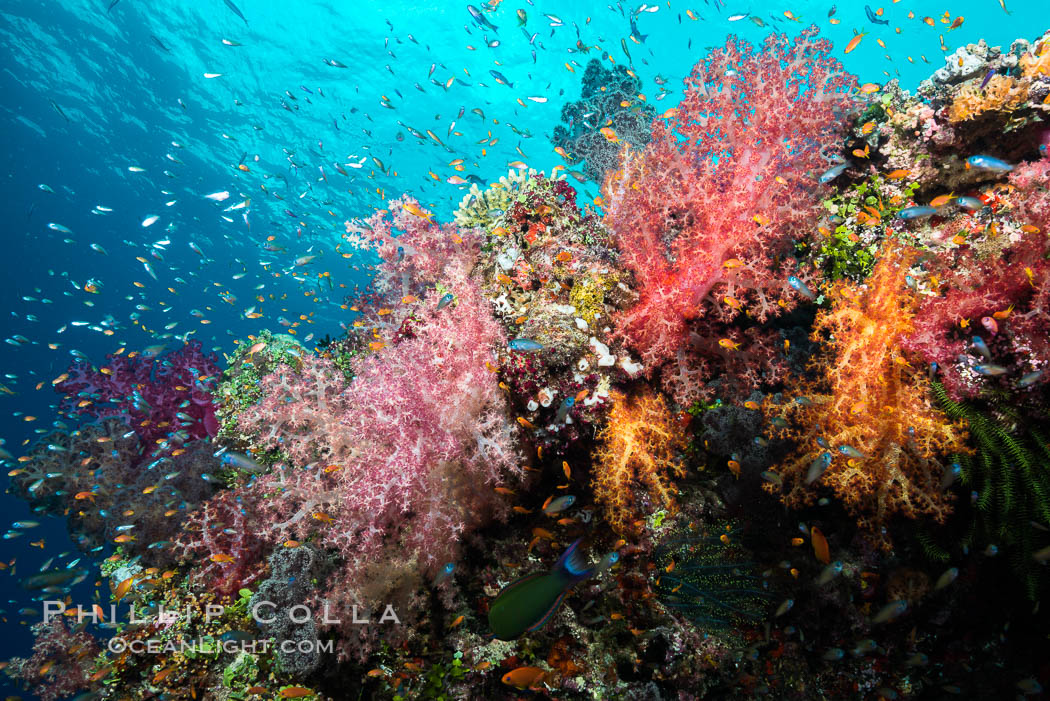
[55,340,220,451]
[172,489,267,597]
[601,27,854,404]
[9,618,100,701]
[903,158,1050,398]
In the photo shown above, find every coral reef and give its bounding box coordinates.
[601,27,854,405]
[763,245,970,547]
[551,58,656,183]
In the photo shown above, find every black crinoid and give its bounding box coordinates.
[651,521,772,628]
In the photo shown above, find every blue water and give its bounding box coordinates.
[0,0,1044,697]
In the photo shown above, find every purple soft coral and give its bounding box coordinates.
[55,340,220,452]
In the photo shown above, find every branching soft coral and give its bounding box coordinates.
[236,263,520,658]
[9,618,100,701]
[902,157,1050,399]
[764,245,969,548]
[55,340,220,453]
[592,389,687,535]
[601,26,854,405]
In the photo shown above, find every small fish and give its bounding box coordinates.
[774,598,794,617]
[223,0,249,25]
[966,155,1013,172]
[973,364,1009,376]
[811,527,831,564]
[761,471,783,488]
[468,4,499,32]
[934,567,958,590]
[871,600,907,624]
[971,336,992,360]
[897,206,937,220]
[1017,370,1044,388]
[806,452,833,484]
[543,495,576,515]
[433,562,455,586]
[822,647,845,661]
[436,293,455,310]
[502,666,547,690]
[788,276,816,300]
[864,5,889,25]
[837,445,865,459]
[844,32,868,55]
[489,70,513,87]
[819,162,850,183]
[508,338,544,352]
[980,317,998,336]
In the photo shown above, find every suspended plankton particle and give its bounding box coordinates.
[141,215,159,227]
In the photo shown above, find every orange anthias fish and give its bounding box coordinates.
[844,32,868,54]
[811,527,831,564]
[502,666,548,690]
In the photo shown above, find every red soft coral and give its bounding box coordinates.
[602,26,854,404]
[903,157,1050,399]
[9,618,100,701]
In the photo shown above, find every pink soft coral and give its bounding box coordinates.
[9,618,100,701]
[601,27,854,404]
[236,257,520,658]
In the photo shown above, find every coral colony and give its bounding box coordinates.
[6,26,1050,701]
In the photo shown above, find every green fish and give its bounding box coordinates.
[517,8,527,26]
[487,539,601,640]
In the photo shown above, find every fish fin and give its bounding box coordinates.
[526,590,567,633]
[554,538,594,579]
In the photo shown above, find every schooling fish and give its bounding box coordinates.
[487,539,607,640]
[489,70,514,87]
[223,0,249,25]
[468,5,498,32]
[864,5,889,25]
[788,276,816,300]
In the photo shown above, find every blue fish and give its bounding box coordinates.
[897,206,938,220]
[819,161,850,184]
[966,155,1013,172]
[489,69,513,88]
[955,196,984,210]
[436,293,454,310]
[838,445,866,459]
[864,5,889,24]
[974,363,1009,376]
[1018,370,1044,388]
[629,13,648,42]
[223,0,248,26]
[468,5,499,32]
[971,336,991,360]
[788,276,816,300]
[555,396,575,423]
[508,338,544,352]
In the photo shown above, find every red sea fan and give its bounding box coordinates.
[602,27,855,404]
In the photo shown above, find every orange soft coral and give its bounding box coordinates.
[763,244,969,548]
[592,389,687,535]
[948,74,1026,123]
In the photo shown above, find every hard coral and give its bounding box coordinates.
[592,389,687,535]
[602,27,854,405]
[764,244,969,548]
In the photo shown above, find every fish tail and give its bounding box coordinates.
[554,538,595,584]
